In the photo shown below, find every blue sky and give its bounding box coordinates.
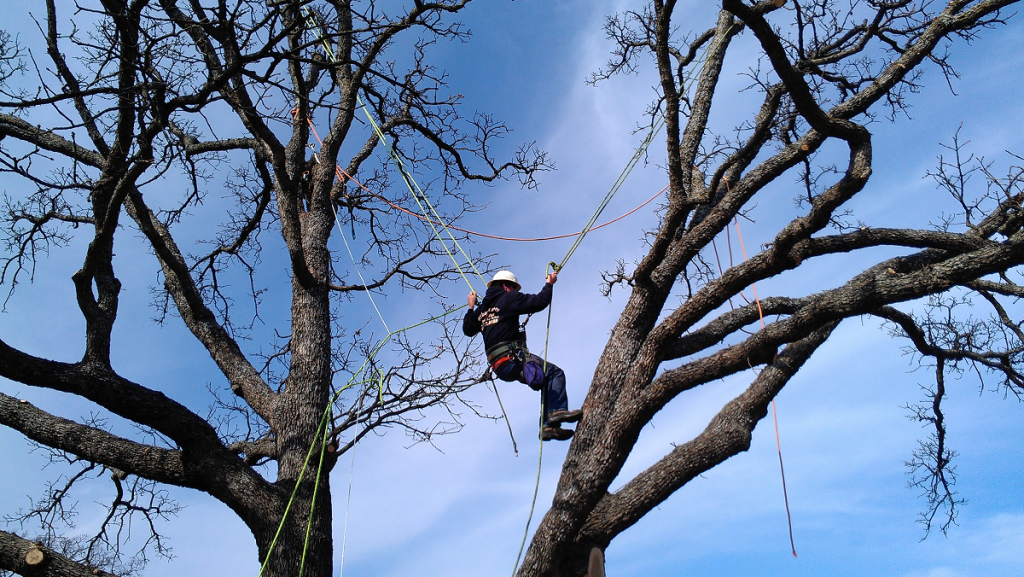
[1,1,1023,577]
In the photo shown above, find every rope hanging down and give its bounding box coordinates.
[304,8,486,293]
[512,24,738,577]
[301,5,522,458]
[258,304,466,577]
[724,178,798,558]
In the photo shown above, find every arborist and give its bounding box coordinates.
[463,270,583,441]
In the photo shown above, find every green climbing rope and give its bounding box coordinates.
[257,304,465,577]
[303,8,486,293]
[284,11,737,577]
[509,24,737,577]
[356,96,489,291]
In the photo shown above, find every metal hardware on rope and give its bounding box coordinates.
[510,26,737,577]
[265,13,519,577]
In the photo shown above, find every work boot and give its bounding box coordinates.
[546,409,583,426]
[541,425,574,441]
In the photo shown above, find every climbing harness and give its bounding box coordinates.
[510,24,738,577]
[486,340,522,373]
[486,340,545,390]
[276,10,750,577]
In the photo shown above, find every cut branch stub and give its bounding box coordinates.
[25,546,46,566]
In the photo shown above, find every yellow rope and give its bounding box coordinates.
[258,305,465,577]
[356,96,488,291]
[304,7,484,292]
[509,24,736,577]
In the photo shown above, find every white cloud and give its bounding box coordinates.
[972,513,1024,564]
[3,3,1023,577]
[902,568,962,577]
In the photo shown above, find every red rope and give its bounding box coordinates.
[724,178,798,558]
[300,113,666,242]
[301,108,796,553]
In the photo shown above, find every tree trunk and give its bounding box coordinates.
[257,478,334,577]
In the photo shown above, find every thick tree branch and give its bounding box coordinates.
[0,339,279,523]
[0,393,189,487]
[123,189,276,419]
[650,233,1024,409]
[0,530,103,577]
[0,114,106,168]
[581,321,838,544]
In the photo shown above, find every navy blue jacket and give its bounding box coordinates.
[463,283,553,350]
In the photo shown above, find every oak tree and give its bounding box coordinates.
[0,1,543,576]
[516,1,1024,576]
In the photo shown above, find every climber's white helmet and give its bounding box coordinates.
[487,270,520,290]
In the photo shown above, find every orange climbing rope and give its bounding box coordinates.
[300,114,666,243]
[723,177,798,558]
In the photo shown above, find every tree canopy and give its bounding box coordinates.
[2,2,1023,577]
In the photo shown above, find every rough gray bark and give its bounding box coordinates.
[0,1,544,577]
[517,1,1024,575]
[0,531,102,577]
